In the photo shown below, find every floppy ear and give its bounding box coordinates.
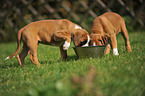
[90,34,96,46]
[73,32,81,46]
[90,34,97,41]
[73,29,89,46]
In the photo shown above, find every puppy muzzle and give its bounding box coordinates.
[82,35,90,47]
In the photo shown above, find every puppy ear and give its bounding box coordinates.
[90,34,97,41]
[73,32,81,46]
[90,34,93,41]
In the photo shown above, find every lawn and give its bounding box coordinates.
[0,32,145,96]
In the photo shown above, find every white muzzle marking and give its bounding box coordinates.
[82,35,90,47]
[113,48,119,55]
[93,42,96,46]
[63,41,70,50]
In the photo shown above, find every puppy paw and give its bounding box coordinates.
[113,48,119,55]
[113,52,119,55]
[63,41,70,50]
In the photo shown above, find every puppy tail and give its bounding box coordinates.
[5,28,23,60]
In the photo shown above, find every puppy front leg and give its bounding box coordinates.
[110,35,119,55]
[121,30,132,52]
[104,44,111,54]
[59,46,67,60]
[54,32,71,50]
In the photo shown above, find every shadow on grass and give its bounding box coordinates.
[1,55,78,68]
[39,55,78,65]
[131,40,145,45]
[0,59,21,68]
[66,55,78,61]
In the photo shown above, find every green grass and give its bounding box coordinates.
[0,32,145,96]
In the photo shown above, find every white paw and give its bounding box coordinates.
[113,52,119,55]
[63,41,70,50]
[113,48,119,55]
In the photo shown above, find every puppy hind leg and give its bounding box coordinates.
[17,44,29,67]
[29,53,34,63]
[29,46,41,67]
[27,51,35,64]
[121,23,132,52]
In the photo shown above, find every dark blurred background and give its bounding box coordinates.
[0,0,145,42]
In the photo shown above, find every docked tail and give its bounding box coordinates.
[5,28,23,60]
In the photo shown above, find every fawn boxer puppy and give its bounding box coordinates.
[90,12,132,55]
[5,19,90,66]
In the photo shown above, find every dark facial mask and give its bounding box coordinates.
[77,40,87,47]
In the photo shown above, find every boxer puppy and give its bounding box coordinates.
[90,12,132,55]
[5,19,90,66]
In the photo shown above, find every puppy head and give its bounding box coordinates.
[73,29,90,47]
[90,34,103,46]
